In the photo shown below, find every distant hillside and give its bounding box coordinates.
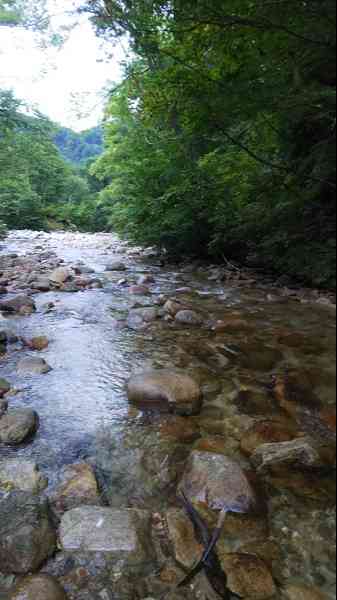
[54,126,103,165]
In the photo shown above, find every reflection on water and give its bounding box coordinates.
[0,230,336,597]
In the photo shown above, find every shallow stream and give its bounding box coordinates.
[0,230,336,599]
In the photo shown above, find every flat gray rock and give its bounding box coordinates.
[17,357,52,375]
[59,507,153,570]
[0,459,48,494]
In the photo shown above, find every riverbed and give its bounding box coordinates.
[0,230,336,600]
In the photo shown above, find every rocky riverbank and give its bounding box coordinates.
[0,231,336,600]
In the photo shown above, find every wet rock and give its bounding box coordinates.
[7,575,67,600]
[0,459,48,493]
[127,308,158,330]
[59,507,154,572]
[241,420,298,457]
[74,264,95,275]
[0,398,8,417]
[49,268,72,285]
[50,463,101,516]
[175,310,203,326]
[17,357,52,375]
[0,378,10,398]
[179,451,257,514]
[252,438,321,473]
[32,277,52,292]
[166,508,203,569]
[105,261,127,272]
[164,300,185,317]
[27,336,50,351]
[273,371,322,417]
[138,274,155,285]
[234,389,277,417]
[221,553,276,599]
[283,584,329,600]
[0,294,36,315]
[127,370,203,416]
[129,285,151,296]
[0,408,39,445]
[0,491,56,574]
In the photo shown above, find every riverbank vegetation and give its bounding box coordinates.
[0,90,104,232]
[1,0,336,288]
[85,0,336,288]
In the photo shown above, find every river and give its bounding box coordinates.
[0,230,336,600]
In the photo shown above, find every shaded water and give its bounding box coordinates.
[0,231,336,598]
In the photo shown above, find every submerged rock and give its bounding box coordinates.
[221,553,276,599]
[7,575,67,600]
[241,420,298,457]
[0,492,56,574]
[251,438,321,473]
[50,463,101,516]
[0,408,39,445]
[179,451,257,514]
[166,508,203,569]
[59,507,154,573]
[17,357,52,375]
[0,459,48,493]
[283,584,329,600]
[127,370,203,416]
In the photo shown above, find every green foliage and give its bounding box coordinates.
[0,90,103,232]
[54,126,103,165]
[87,0,336,288]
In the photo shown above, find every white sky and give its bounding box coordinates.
[0,1,126,130]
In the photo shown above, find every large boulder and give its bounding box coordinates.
[7,575,67,600]
[127,370,203,416]
[0,295,36,315]
[179,451,257,514]
[0,408,39,445]
[59,507,154,574]
[0,492,56,574]
[0,459,48,494]
[17,357,52,375]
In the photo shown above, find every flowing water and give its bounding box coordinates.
[0,230,336,599]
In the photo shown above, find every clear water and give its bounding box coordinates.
[0,230,336,598]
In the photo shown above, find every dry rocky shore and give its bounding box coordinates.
[0,231,336,600]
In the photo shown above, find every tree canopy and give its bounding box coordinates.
[84,0,336,287]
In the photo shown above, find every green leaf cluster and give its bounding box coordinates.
[87,0,336,287]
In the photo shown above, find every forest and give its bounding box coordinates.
[0,0,336,288]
